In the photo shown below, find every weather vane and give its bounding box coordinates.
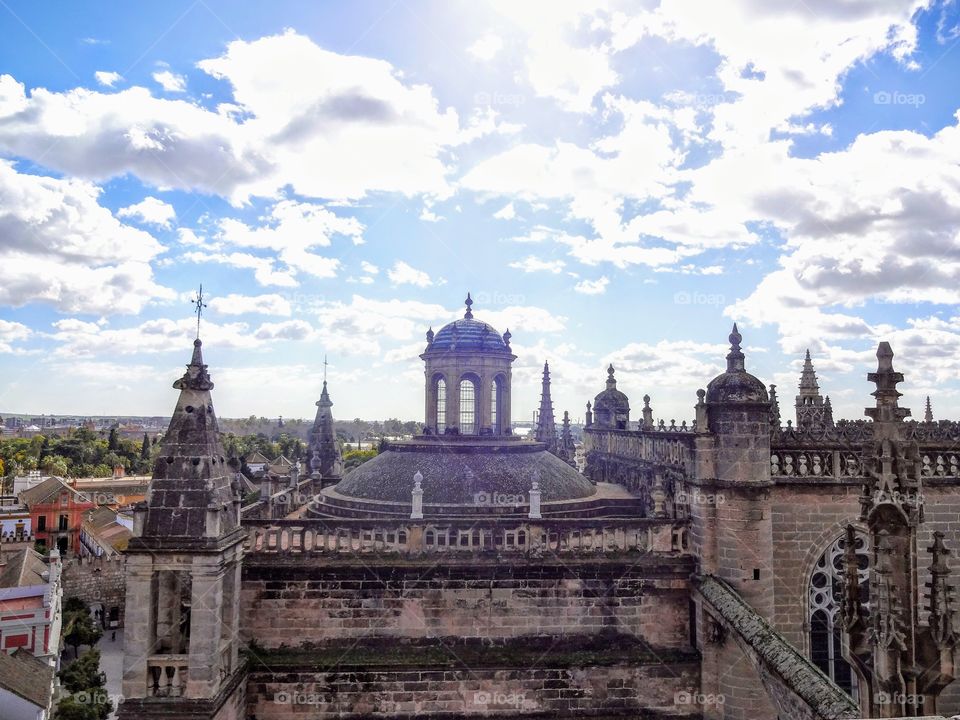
[191,284,207,339]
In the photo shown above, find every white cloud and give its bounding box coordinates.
[0,160,171,314]
[0,319,31,354]
[574,276,609,295]
[181,250,298,287]
[360,261,379,275]
[94,71,122,88]
[467,34,504,61]
[387,261,434,287]
[493,201,516,220]
[152,70,186,93]
[208,293,292,316]
[509,256,565,273]
[118,196,176,228]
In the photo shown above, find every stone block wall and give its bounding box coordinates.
[62,555,127,627]
[239,558,693,649]
[246,662,701,719]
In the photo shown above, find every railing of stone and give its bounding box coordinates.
[770,448,960,480]
[583,427,695,470]
[146,655,188,697]
[244,518,688,557]
[772,420,960,447]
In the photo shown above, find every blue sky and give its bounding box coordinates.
[1,0,960,424]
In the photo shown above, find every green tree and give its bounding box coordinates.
[53,695,99,720]
[62,601,103,658]
[140,433,151,459]
[41,454,70,477]
[59,649,106,694]
[107,427,119,451]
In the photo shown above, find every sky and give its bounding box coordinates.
[1,0,960,424]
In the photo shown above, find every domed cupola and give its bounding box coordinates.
[592,364,630,429]
[706,324,768,404]
[420,294,516,435]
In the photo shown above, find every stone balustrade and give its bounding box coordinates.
[771,447,960,480]
[584,427,694,470]
[146,655,189,697]
[244,518,687,557]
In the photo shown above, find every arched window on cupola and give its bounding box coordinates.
[459,376,478,435]
[808,532,869,697]
[491,375,503,434]
[435,377,446,432]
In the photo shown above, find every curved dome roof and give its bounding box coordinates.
[335,440,595,504]
[706,324,769,404]
[424,293,513,355]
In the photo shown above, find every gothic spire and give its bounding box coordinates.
[865,342,910,425]
[535,360,558,452]
[925,395,934,423]
[139,338,240,542]
[799,349,820,394]
[309,375,342,480]
[769,384,781,428]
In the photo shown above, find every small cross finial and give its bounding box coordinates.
[191,285,208,339]
[323,354,328,383]
[464,292,474,319]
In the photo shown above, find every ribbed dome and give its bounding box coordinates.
[594,364,629,411]
[430,318,510,353]
[423,293,513,355]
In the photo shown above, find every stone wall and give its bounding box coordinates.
[240,556,693,648]
[246,660,701,719]
[62,554,127,627]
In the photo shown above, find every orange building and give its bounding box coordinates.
[20,478,96,556]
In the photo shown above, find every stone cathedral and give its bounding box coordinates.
[116,294,960,720]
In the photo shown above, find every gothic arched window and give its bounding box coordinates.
[459,377,477,434]
[809,532,869,696]
[436,378,446,431]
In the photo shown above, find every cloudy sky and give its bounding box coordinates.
[1,0,960,424]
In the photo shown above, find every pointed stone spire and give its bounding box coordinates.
[464,292,474,319]
[535,361,558,453]
[308,378,343,480]
[799,349,819,393]
[559,411,576,467]
[139,339,240,542]
[925,395,934,423]
[726,323,745,372]
[795,349,832,429]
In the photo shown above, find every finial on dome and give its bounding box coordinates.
[464,292,474,319]
[503,328,511,347]
[606,364,617,390]
[426,326,434,345]
[726,323,745,372]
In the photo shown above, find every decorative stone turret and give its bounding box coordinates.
[925,395,934,423]
[120,337,246,719]
[421,294,515,435]
[535,361,558,453]
[592,364,630,429]
[308,379,343,482]
[795,350,834,429]
[641,395,654,429]
[584,401,593,427]
[842,342,958,717]
[769,384,780,429]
